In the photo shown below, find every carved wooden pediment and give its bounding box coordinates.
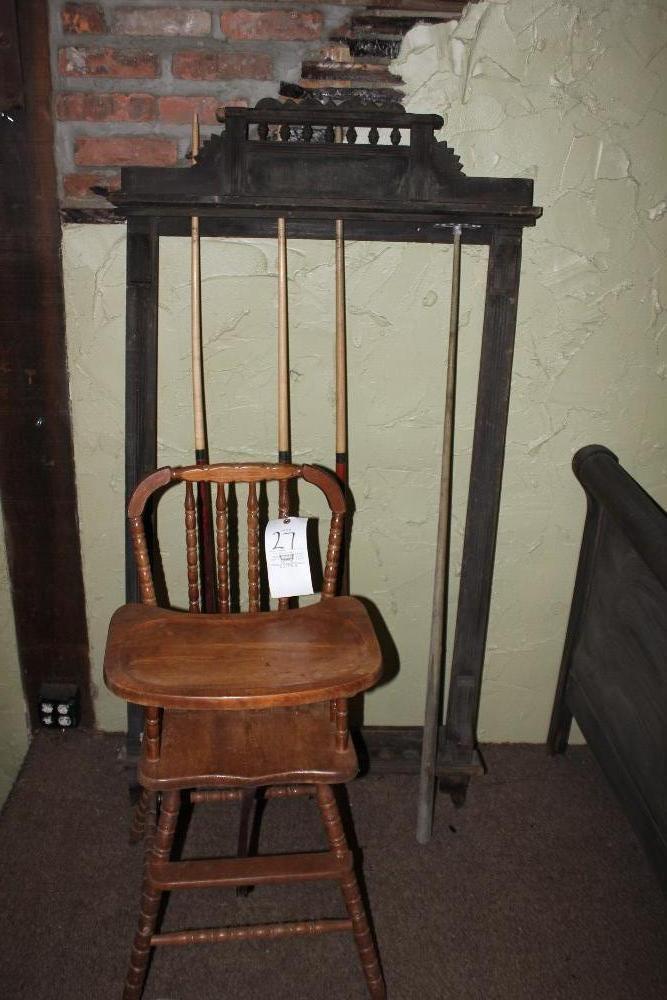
[111,100,540,229]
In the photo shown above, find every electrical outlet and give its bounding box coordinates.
[38,683,80,729]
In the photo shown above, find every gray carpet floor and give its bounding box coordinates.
[0,731,665,999]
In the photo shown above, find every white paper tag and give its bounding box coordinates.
[265,516,314,599]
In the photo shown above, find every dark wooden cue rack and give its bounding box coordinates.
[110,97,542,786]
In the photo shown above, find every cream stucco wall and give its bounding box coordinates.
[63,0,665,738]
[0,514,30,807]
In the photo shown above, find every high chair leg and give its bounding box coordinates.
[129,788,152,844]
[235,787,255,897]
[123,789,180,1000]
[316,785,386,999]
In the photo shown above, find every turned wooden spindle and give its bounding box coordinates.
[191,785,314,804]
[191,788,246,804]
[129,788,152,844]
[334,698,349,752]
[129,515,157,605]
[316,785,386,999]
[152,919,353,949]
[184,480,200,613]
[322,511,344,598]
[264,784,314,800]
[141,793,158,859]
[123,790,180,1000]
[143,707,161,762]
[277,480,290,611]
[215,483,230,613]
[278,480,289,520]
[247,481,260,612]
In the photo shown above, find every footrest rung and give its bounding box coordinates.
[152,918,353,947]
[150,850,351,890]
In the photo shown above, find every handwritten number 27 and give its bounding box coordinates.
[272,530,295,551]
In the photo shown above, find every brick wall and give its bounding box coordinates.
[50,2,470,208]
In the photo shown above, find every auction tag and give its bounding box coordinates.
[265,516,314,599]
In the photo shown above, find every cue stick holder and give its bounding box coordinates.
[111,97,542,819]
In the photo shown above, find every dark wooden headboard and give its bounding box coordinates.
[549,445,667,890]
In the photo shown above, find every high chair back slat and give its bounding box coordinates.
[184,480,200,613]
[247,480,260,612]
[215,484,230,614]
[278,479,290,611]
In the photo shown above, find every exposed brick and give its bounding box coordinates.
[74,136,178,167]
[59,47,160,78]
[173,49,272,81]
[61,3,107,34]
[56,92,157,122]
[221,9,323,42]
[63,172,121,199]
[157,95,247,125]
[113,7,211,37]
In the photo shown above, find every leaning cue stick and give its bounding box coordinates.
[191,113,217,612]
[416,224,462,843]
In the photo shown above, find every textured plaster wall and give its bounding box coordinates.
[393,0,667,739]
[0,514,29,806]
[63,0,666,737]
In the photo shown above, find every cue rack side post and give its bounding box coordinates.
[111,99,541,799]
[124,217,159,758]
[438,227,524,789]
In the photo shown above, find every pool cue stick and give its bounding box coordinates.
[417,224,462,843]
[277,216,290,466]
[191,113,217,613]
[334,126,350,594]
[335,215,350,594]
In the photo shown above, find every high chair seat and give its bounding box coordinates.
[138,702,358,790]
[104,596,382,710]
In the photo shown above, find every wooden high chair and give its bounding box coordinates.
[104,462,386,999]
